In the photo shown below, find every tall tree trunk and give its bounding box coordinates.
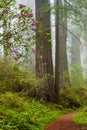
[55,0,70,102]
[55,0,60,102]
[35,0,57,102]
[59,0,70,89]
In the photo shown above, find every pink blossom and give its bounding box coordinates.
[32,27,36,31]
[13,55,19,61]
[3,7,10,12]
[32,20,37,26]
[32,19,37,23]
[40,55,43,59]
[18,13,21,18]
[32,48,36,52]
[32,22,36,26]
[19,4,25,8]
[13,49,17,53]
[29,12,33,17]
[22,13,29,17]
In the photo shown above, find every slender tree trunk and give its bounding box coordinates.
[55,0,70,102]
[55,0,60,102]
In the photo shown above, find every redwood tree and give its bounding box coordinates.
[59,0,70,89]
[35,0,57,102]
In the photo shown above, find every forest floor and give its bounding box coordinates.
[44,112,87,130]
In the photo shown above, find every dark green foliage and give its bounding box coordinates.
[59,64,87,108]
[29,74,55,102]
[0,57,36,93]
[0,92,62,130]
[59,86,87,108]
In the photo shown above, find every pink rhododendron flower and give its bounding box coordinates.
[32,22,36,26]
[32,48,36,52]
[22,13,29,17]
[13,55,19,60]
[18,13,21,18]
[32,27,36,31]
[32,20,37,26]
[13,49,17,53]
[19,4,25,8]
[40,55,43,59]
[3,7,10,12]
[32,19,37,23]
[29,12,33,17]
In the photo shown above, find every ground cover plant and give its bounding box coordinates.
[0,92,62,130]
[0,57,63,130]
[73,107,87,125]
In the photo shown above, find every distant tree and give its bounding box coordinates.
[71,34,81,65]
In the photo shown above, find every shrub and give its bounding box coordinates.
[59,86,87,108]
[59,64,87,108]
[0,57,36,93]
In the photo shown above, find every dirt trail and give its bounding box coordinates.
[44,112,87,130]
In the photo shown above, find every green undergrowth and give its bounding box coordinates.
[0,92,62,130]
[73,107,87,124]
[59,86,87,108]
[0,57,36,93]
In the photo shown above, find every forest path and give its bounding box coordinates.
[44,112,87,130]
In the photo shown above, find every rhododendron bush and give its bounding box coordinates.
[0,0,36,61]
